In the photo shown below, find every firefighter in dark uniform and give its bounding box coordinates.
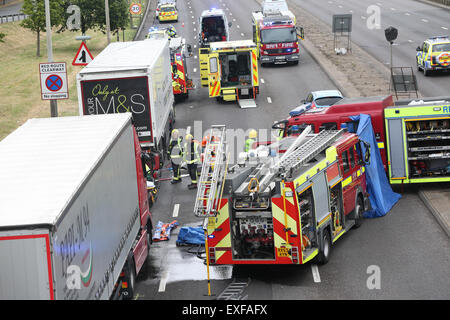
[184,134,201,189]
[167,129,183,184]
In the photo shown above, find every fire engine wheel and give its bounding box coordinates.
[423,66,431,76]
[317,230,331,265]
[353,197,364,229]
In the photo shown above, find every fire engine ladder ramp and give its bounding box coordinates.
[276,129,344,174]
[193,125,227,217]
[255,129,344,194]
[236,128,344,195]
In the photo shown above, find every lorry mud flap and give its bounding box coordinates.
[238,99,257,109]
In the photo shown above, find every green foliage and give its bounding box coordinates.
[59,0,103,34]
[59,0,129,34]
[0,32,5,43]
[20,0,64,33]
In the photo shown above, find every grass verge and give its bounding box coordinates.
[0,1,148,140]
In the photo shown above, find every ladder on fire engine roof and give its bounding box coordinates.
[236,128,345,195]
[193,125,228,217]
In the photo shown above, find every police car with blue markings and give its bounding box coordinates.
[416,35,450,76]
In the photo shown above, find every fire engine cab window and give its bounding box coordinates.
[349,147,355,168]
[209,57,218,73]
[342,150,350,172]
[320,122,338,131]
[261,27,296,43]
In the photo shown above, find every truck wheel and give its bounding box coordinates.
[317,230,331,265]
[353,197,364,229]
[424,67,431,76]
[123,257,136,300]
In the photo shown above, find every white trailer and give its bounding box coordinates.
[0,113,151,300]
[77,39,175,152]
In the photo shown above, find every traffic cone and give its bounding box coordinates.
[182,22,184,27]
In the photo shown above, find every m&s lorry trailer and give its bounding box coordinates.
[0,114,152,300]
[77,39,175,156]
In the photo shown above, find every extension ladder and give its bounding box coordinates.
[193,125,227,217]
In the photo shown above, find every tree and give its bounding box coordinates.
[99,0,129,36]
[0,32,5,43]
[20,0,64,57]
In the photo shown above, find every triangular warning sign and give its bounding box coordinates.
[72,42,94,66]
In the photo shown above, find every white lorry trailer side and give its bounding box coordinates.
[77,39,174,152]
[0,114,149,300]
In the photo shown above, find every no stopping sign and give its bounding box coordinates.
[39,62,69,100]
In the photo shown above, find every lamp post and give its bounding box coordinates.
[105,0,111,44]
[44,0,57,117]
[384,26,398,92]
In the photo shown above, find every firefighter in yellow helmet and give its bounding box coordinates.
[245,129,258,152]
[184,134,201,189]
[167,129,183,184]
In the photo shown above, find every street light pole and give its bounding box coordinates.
[44,0,57,117]
[105,0,111,45]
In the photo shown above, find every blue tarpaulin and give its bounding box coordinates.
[349,114,401,218]
[176,226,205,246]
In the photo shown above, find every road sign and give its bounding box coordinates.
[129,3,142,15]
[39,62,69,100]
[72,42,94,66]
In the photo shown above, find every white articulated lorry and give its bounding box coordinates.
[0,113,152,300]
[76,39,175,157]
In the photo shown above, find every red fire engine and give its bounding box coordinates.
[194,125,370,265]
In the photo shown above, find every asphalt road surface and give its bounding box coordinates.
[133,0,450,301]
[292,0,450,97]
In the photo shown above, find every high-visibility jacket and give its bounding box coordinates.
[245,138,255,152]
[184,140,200,164]
[168,137,183,160]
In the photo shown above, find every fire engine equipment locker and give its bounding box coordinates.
[384,98,450,184]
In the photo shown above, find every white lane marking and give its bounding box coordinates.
[267,97,272,103]
[233,18,236,22]
[442,27,449,30]
[193,68,197,72]
[172,204,180,217]
[311,265,321,283]
[241,33,244,37]
[361,16,366,20]
[192,16,194,19]
[158,271,169,292]
[338,5,343,8]
[408,40,413,43]
[194,44,197,48]
[390,7,396,10]
[376,2,382,5]
[194,28,196,31]
[194,55,198,59]
[260,78,265,84]
[421,19,428,23]
[237,25,240,29]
